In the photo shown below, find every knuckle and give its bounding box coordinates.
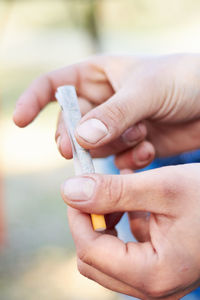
[77,245,94,267]
[77,259,92,280]
[106,176,124,211]
[77,247,88,264]
[104,102,127,129]
[77,259,86,276]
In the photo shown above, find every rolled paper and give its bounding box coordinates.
[56,85,106,232]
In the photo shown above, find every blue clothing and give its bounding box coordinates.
[143,149,200,170]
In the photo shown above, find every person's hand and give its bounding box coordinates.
[13,54,200,169]
[61,164,200,299]
[54,53,200,168]
[13,54,200,298]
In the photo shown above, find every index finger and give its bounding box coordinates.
[13,58,114,127]
[13,65,79,127]
[68,207,157,289]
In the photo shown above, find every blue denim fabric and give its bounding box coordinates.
[141,149,200,170]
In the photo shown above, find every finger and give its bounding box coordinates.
[68,207,157,289]
[89,122,147,158]
[62,166,179,215]
[78,97,95,115]
[55,97,94,158]
[77,258,145,299]
[79,255,200,300]
[147,119,200,157]
[128,211,150,242]
[58,119,147,159]
[55,113,73,159]
[119,169,151,243]
[115,140,155,170]
[69,208,198,299]
[13,59,113,127]
[13,66,80,127]
[75,74,160,149]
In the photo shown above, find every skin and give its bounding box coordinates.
[13,54,200,299]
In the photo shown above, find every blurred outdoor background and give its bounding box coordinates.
[1,1,200,299]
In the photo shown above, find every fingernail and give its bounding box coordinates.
[63,177,95,201]
[76,119,108,144]
[137,144,152,162]
[123,123,146,144]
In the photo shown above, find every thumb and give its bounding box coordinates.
[75,77,158,149]
[61,166,177,215]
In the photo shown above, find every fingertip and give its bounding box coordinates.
[115,141,155,170]
[13,109,29,128]
[133,141,155,165]
[12,111,20,127]
[13,92,40,127]
[122,122,147,146]
[55,134,73,159]
[61,136,73,159]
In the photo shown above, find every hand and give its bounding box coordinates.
[62,164,200,299]
[54,53,200,167]
[13,54,200,169]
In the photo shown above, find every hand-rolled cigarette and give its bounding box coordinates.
[55,85,106,232]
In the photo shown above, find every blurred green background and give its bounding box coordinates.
[1,1,200,299]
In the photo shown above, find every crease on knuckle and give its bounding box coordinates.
[77,259,93,280]
[107,176,124,211]
[77,245,94,267]
[105,102,126,128]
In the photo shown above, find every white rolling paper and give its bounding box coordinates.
[56,86,95,175]
[55,85,106,232]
